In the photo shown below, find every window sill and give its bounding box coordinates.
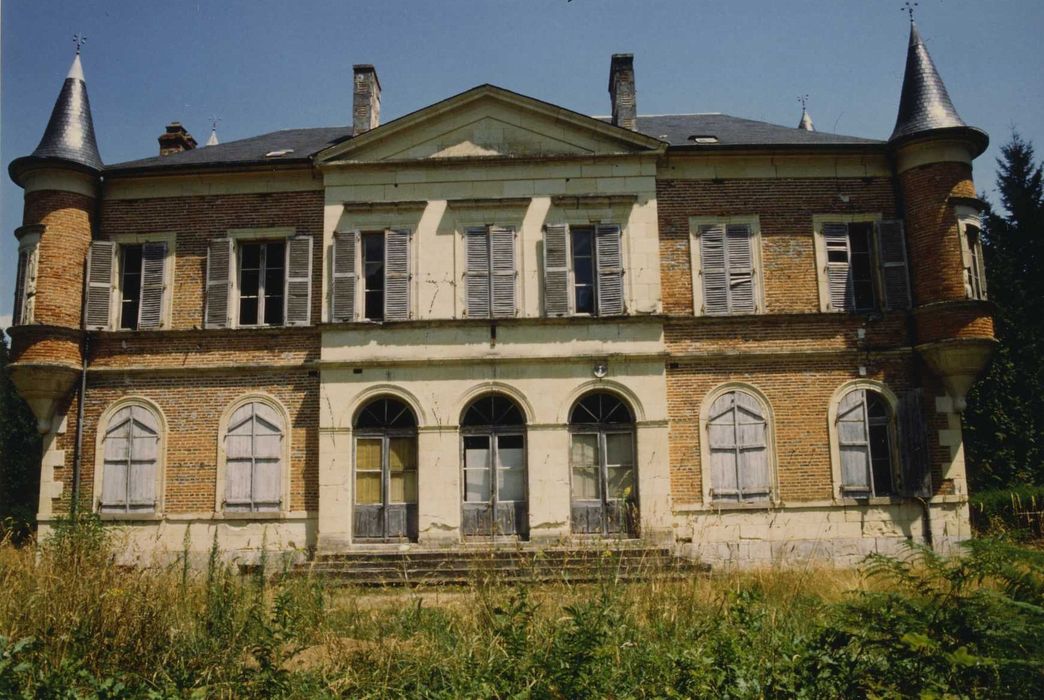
[836,496,903,506]
[218,511,286,521]
[96,512,162,522]
[675,500,779,513]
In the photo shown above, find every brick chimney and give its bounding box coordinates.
[353,65,381,136]
[158,122,197,156]
[609,54,637,131]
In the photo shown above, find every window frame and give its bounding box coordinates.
[689,215,764,316]
[812,214,885,313]
[542,221,627,318]
[329,227,413,323]
[215,394,292,516]
[698,383,777,506]
[235,239,287,328]
[828,381,902,502]
[95,232,176,331]
[222,227,301,330]
[956,207,987,301]
[92,397,167,518]
[13,227,41,326]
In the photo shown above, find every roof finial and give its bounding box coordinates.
[206,116,221,147]
[797,95,814,131]
[73,33,87,55]
[902,1,917,23]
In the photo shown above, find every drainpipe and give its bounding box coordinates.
[70,333,88,517]
[916,496,934,550]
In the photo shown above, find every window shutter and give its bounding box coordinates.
[128,407,159,507]
[331,231,358,322]
[700,224,728,314]
[284,235,313,326]
[899,389,931,497]
[726,224,756,313]
[205,238,233,329]
[543,224,570,317]
[490,226,516,318]
[102,408,131,508]
[876,220,911,310]
[84,240,116,330]
[384,229,410,321]
[707,393,739,499]
[137,242,167,329]
[594,224,624,316]
[837,390,871,495]
[734,391,770,498]
[822,223,851,311]
[12,250,28,326]
[465,227,490,318]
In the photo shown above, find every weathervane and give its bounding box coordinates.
[73,33,87,54]
[798,94,809,111]
[210,116,221,132]
[902,1,918,22]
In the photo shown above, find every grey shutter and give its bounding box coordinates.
[137,242,167,329]
[384,229,410,321]
[726,224,756,313]
[251,403,284,511]
[899,389,931,497]
[707,393,739,500]
[12,250,28,326]
[224,404,254,511]
[490,226,516,318]
[822,223,851,311]
[465,227,490,318]
[84,240,116,330]
[102,408,132,508]
[837,390,871,495]
[331,231,358,322]
[735,391,769,499]
[595,224,624,316]
[543,224,570,317]
[876,220,911,311]
[284,235,312,326]
[205,238,233,329]
[700,224,728,314]
[127,407,159,508]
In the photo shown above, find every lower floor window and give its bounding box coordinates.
[837,389,895,497]
[100,405,160,513]
[224,401,285,512]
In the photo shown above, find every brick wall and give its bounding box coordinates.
[23,189,94,329]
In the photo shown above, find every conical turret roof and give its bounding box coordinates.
[889,21,985,153]
[9,54,103,185]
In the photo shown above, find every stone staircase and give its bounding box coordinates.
[289,545,709,587]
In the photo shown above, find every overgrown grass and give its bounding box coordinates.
[971,484,1044,540]
[0,518,1041,698]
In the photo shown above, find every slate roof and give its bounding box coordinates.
[624,114,880,148]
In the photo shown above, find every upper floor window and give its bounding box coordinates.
[690,218,761,315]
[330,229,410,323]
[464,226,516,319]
[85,239,171,331]
[12,227,41,327]
[544,224,624,317]
[205,233,312,329]
[222,399,287,513]
[959,218,987,300]
[703,388,773,503]
[814,218,911,313]
[836,388,896,498]
[98,402,163,514]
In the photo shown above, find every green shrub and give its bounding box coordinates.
[971,485,1044,538]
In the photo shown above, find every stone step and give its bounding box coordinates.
[312,547,672,563]
[284,567,708,587]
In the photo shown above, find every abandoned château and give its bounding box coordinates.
[6,19,995,566]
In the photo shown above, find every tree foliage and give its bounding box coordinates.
[0,338,41,539]
[965,132,1044,489]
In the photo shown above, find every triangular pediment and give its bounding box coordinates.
[318,85,664,164]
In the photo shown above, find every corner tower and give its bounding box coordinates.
[7,51,103,515]
[888,20,994,411]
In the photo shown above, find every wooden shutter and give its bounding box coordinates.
[137,242,167,329]
[899,389,931,497]
[128,406,159,508]
[224,403,254,510]
[205,238,233,329]
[700,225,728,314]
[490,226,516,318]
[384,229,410,321]
[707,393,739,499]
[876,220,911,310]
[734,391,770,498]
[837,390,871,495]
[465,227,490,318]
[543,224,570,317]
[84,240,116,330]
[331,231,358,322]
[822,223,851,311]
[284,235,312,326]
[594,224,624,316]
[726,224,756,313]
[101,407,132,508]
[251,402,284,511]
[12,249,28,326]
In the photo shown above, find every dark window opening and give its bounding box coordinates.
[571,227,595,314]
[362,232,385,320]
[119,245,143,330]
[867,393,894,496]
[238,241,285,326]
[848,222,875,311]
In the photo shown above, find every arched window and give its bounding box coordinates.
[705,389,771,502]
[568,391,637,536]
[353,397,418,540]
[837,388,896,497]
[461,394,527,538]
[99,404,162,513]
[224,401,285,512]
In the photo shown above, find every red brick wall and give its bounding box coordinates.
[23,190,94,329]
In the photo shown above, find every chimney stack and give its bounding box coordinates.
[353,64,381,136]
[609,54,637,131]
[158,122,197,156]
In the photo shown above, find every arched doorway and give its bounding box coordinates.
[353,397,418,541]
[569,391,638,537]
[461,393,528,539]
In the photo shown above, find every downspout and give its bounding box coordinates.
[917,496,934,550]
[70,333,88,517]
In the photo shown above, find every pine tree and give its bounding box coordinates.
[964,133,1044,489]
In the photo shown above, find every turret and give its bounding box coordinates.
[7,51,102,438]
[887,20,994,412]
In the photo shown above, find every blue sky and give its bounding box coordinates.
[3,0,1042,329]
